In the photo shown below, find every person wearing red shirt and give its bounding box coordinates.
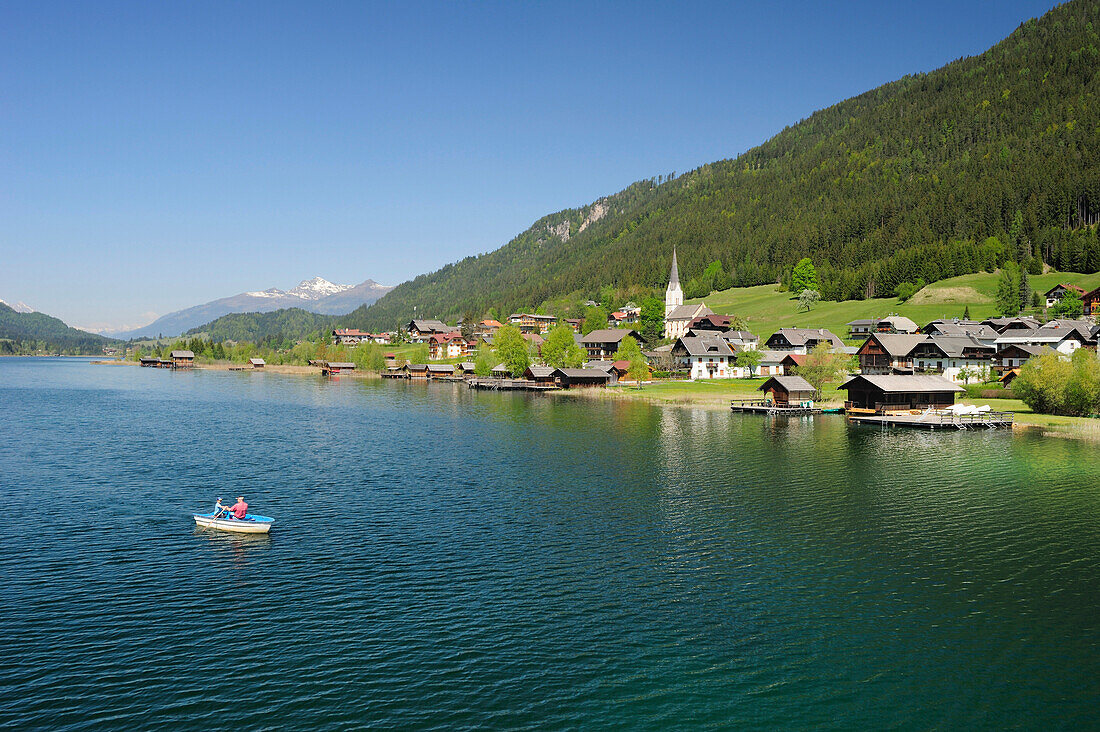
[229,497,248,520]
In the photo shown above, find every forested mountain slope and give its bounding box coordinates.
[349,0,1100,330]
[0,303,118,354]
[184,308,336,344]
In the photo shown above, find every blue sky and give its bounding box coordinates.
[1,0,1059,331]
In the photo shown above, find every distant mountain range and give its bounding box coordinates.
[110,277,393,339]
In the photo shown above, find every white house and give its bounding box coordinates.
[671,336,736,379]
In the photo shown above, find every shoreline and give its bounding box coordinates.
[92,359,1100,441]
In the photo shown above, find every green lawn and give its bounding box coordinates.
[606,377,847,406]
[689,270,1100,342]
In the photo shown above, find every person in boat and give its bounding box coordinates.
[228,496,248,520]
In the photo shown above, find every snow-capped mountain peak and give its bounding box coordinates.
[244,277,351,301]
[287,277,352,299]
[0,298,34,313]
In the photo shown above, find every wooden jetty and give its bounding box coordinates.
[846,407,1014,430]
[468,378,559,392]
[730,398,822,415]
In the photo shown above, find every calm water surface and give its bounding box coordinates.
[1,358,1099,729]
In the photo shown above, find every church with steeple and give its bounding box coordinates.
[663,247,713,340]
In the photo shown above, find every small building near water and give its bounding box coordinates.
[170,350,195,368]
[523,365,557,384]
[426,364,455,378]
[759,376,816,406]
[322,361,356,375]
[551,367,612,388]
[405,363,429,379]
[249,358,265,369]
[139,357,160,367]
[841,374,964,412]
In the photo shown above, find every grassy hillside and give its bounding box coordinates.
[348,0,1100,330]
[0,303,118,355]
[693,270,1100,341]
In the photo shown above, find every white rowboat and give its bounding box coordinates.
[193,510,275,534]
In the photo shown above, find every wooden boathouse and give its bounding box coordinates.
[731,375,822,415]
[841,374,1013,429]
[321,361,356,376]
[170,350,195,368]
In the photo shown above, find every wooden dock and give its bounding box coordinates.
[468,378,559,391]
[730,399,822,415]
[847,409,1014,430]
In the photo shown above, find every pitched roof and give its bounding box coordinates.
[525,366,555,378]
[865,333,927,358]
[426,364,454,373]
[760,375,815,393]
[552,368,611,379]
[668,247,679,287]
[170,350,195,358]
[1044,283,1087,296]
[675,336,734,357]
[666,303,713,321]
[326,362,356,369]
[840,374,965,393]
[756,350,787,364]
[408,319,449,332]
[249,358,265,365]
[767,328,844,346]
[584,360,616,372]
[917,334,995,357]
[879,315,919,332]
[580,329,642,344]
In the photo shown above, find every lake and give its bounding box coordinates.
[1,358,1098,729]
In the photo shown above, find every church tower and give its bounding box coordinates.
[665,247,683,318]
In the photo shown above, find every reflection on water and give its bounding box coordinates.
[1,359,1098,729]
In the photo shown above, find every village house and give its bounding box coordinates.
[994,344,1056,374]
[1083,286,1100,316]
[671,335,736,379]
[841,374,965,412]
[686,314,732,332]
[663,248,714,339]
[170,350,195,368]
[507,313,557,334]
[779,353,806,374]
[846,319,878,338]
[856,334,926,374]
[1044,283,1086,309]
[921,320,999,344]
[719,330,759,351]
[332,328,372,345]
[474,319,502,338]
[755,350,787,377]
[608,309,639,326]
[580,329,645,361]
[405,319,451,343]
[563,318,584,333]
[428,332,473,360]
[994,322,1088,355]
[759,375,816,406]
[909,335,995,383]
[764,328,845,354]
[981,316,1040,333]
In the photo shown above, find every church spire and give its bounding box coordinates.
[669,247,680,287]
